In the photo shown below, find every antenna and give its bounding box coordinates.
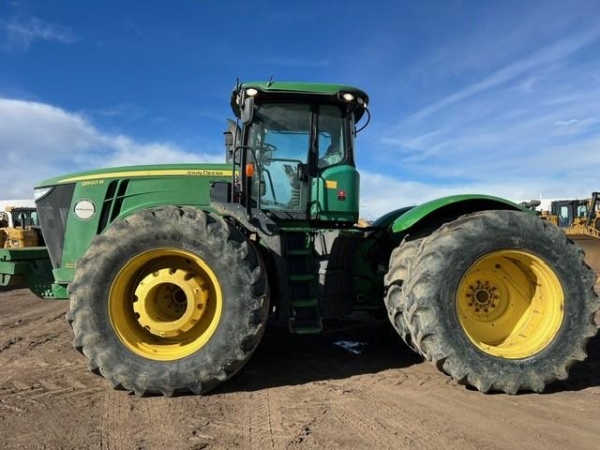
[267,75,274,87]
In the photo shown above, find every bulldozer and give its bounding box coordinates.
[1,81,598,396]
[0,203,43,248]
[0,202,47,287]
[541,192,600,276]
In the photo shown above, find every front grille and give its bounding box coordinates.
[36,184,75,269]
[97,179,129,233]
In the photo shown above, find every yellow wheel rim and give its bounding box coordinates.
[456,250,564,359]
[109,248,223,361]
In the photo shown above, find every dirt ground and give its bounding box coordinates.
[1,287,600,450]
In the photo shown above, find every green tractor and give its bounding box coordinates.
[8,81,599,396]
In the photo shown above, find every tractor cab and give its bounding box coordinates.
[7,207,39,228]
[222,82,369,226]
[551,199,590,227]
[584,192,600,229]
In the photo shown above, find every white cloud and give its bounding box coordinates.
[403,26,600,125]
[553,117,600,136]
[2,17,76,50]
[364,22,600,217]
[358,169,591,221]
[0,98,221,199]
[90,103,148,120]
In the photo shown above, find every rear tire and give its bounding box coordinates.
[66,206,269,396]
[384,238,424,351]
[386,210,599,394]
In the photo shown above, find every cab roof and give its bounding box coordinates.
[230,81,369,121]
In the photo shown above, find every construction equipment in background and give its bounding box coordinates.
[0,201,43,248]
[1,81,598,396]
[0,201,47,288]
[541,192,600,276]
[0,200,36,227]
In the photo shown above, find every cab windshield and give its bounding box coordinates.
[10,208,39,227]
[247,103,350,210]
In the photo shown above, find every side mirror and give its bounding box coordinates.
[224,119,241,163]
[240,97,255,125]
[224,131,233,163]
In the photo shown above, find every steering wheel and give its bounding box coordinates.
[257,142,277,166]
[260,143,277,153]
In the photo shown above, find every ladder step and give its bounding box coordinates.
[292,298,318,307]
[284,230,321,334]
[289,274,316,282]
[287,249,313,256]
[288,318,323,334]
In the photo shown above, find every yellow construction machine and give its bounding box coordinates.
[0,203,43,249]
[542,192,600,275]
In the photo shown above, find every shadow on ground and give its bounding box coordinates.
[545,331,600,393]
[219,315,422,394]
[221,315,600,395]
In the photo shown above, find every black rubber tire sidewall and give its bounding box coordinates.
[68,206,268,395]
[384,238,424,351]
[403,210,598,392]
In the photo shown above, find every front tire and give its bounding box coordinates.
[386,210,599,394]
[66,206,269,396]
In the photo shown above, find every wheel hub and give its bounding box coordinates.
[461,274,510,323]
[466,281,499,315]
[456,250,564,359]
[133,268,209,338]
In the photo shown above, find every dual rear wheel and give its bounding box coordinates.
[385,210,599,394]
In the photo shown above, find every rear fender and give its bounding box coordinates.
[390,194,526,235]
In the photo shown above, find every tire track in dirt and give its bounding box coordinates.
[0,363,104,449]
[100,391,201,449]
[320,381,421,450]
[195,386,332,449]
[244,390,277,449]
[280,396,330,449]
[0,367,104,410]
[365,379,600,450]
[101,391,124,450]
[0,336,22,353]
[339,377,463,450]
[141,398,190,448]
[188,397,243,448]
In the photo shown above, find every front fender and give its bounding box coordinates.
[390,194,526,234]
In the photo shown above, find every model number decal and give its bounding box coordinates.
[81,180,105,187]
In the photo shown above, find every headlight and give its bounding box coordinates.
[246,88,258,97]
[342,93,355,102]
[34,186,53,200]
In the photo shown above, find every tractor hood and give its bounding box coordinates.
[35,163,233,189]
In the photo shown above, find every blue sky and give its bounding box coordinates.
[1,0,600,218]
